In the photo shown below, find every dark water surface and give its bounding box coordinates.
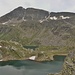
[0,56,65,75]
[24,46,38,50]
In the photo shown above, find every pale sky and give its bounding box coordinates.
[0,0,75,16]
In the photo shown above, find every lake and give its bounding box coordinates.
[0,56,66,75]
[24,46,38,50]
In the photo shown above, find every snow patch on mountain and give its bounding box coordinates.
[60,16,70,19]
[2,22,8,25]
[50,16,58,20]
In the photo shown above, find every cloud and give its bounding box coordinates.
[0,0,75,16]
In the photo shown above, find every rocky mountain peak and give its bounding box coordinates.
[25,7,49,20]
[0,7,49,23]
[15,6,24,10]
[0,6,26,23]
[0,6,75,23]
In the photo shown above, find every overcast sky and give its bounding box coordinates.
[0,0,75,16]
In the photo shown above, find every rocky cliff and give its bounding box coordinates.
[49,50,75,75]
[60,50,75,75]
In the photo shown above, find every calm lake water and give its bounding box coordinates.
[0,56,66,75]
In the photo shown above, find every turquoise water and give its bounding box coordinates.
[0,57,65,75]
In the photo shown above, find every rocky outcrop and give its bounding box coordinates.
[49,50,75,75]
[60,50,75,75]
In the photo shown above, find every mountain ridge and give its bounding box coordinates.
[0,6,49,23]
[0,6,75,23]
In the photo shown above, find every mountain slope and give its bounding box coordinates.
[0,7,75,57]
[0,7,75,48]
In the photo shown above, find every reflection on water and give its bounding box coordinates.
[0,57,65,75]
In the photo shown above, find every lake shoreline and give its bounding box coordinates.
[0,54,67,62]
[0,55,66,75]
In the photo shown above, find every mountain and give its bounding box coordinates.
[0,6,49,23]
[0,6,75,47]
[0,6,75,61]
